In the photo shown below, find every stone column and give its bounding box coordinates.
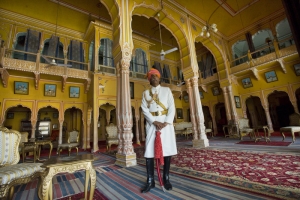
[191,77,209,147]
[135,114,140,145]
[86,106,92,149]
[140,113,145,141]
[209,107,217,136]
[262,105,274,133]
[186,79,198,140]
[291,101,299,114]
[221,87,232,122]
[31,120,37,139]
[116,63,123,153]
[227,86,239,123]
[58,120,63,144]
[115,43,136,167]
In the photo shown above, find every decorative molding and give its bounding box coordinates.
[250,68,259,80]
[277,58,287,74]
[0,68,9,88]
[34,72,40,90]
[215,0,260,16]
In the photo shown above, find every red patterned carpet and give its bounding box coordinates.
[58,189,107,200]
[172,148,300,189]
[236,141,292,146]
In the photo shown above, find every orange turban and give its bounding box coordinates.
[147,68,161,81]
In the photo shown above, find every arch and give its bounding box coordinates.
[132,3,191,69]
[13,32,27,59]
[245,96,267,127]
[131,48,148,73]
[252,29,274,50]
[231,40,249,59]
[276,18,292,39]
[63,105,84,114]
[99,101,116,107]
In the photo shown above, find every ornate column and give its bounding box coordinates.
[291,101,299,114]
[140,112,145,141]
[116,64,123,153]
[191,77,209,147]
[186,79,198,140]
[115,44,136,167]
[221,87,232,122]
[209,106,217,136]
[31,120,37,139]
[262,104,274,133]
[135,114,140,145]
[58,120,63,144]
[227,86,239,123]
[86,106,92,149]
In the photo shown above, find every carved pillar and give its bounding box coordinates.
[221,87,232,122]
[140,112,145,141]
[186,79,198,140]
[92,107,99,152]
[135,114,140,145]
[291,101,299,114]
[86,106,92,149]
[116,63,123,153]
[191,77,209,147]
[31,120,37,139]
[262,105,274,133]
[209,107,217,136]
[115,43,136,167]
[58,120,63,144]
[227,86,239,123]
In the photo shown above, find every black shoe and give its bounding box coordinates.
[163,156,173,191]
[141,158,155,193]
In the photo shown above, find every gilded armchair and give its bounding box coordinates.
[57,130,80,156]
[105,123,119,151]
[18,131,38,163]
[0,127,44,199]
[238,118,255,141]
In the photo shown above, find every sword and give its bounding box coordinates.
[155,130,166,192]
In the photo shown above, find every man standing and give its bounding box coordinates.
[141,68,177,193]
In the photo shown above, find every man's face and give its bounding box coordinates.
[149,74,160,87]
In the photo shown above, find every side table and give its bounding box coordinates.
[253,125,271,142]
[38,154,96,200]
[22,139,53,162]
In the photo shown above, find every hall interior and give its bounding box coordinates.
[0,0,300,154]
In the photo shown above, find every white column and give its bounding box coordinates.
[186,79,198,140]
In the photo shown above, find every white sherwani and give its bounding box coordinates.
[141,85,177,158]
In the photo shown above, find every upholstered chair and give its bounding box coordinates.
[280,113,300,142]
[57,130,80,156]
[205,121,213,138]
[105,123,119,151]
[18,131,37,163]
[0,127,44,199]
[238,118,255,140]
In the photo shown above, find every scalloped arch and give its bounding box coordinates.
[4,104,32,115]
[64,106,84,113]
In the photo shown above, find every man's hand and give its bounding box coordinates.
[153,121,168,130]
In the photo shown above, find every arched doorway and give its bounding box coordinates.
[64,107,83,144]
[202,106,212,128]
[215,103,227,133]
[246,96,267,127]
[4,105,31,132]
[37,106,59,139]
[268,91,294,129]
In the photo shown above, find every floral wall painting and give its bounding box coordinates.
[265,70,278,83]
[69,86,80,98]
[44,84,56,97]
[241,78,253,88]
[14,81,29,95]
[294,63,300,76]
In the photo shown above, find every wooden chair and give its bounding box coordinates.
[57,130,80,156]
[18,131,38,163]
[238,118,255,141]
[280,113,300,143]
[105,123,118,151]
[0,127,44,199]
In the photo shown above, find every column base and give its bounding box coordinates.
[192,139,209,148]
[115,153,137,167]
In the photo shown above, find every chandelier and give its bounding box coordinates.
[200,23,218,38]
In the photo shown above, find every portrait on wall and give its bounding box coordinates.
[294,63,300,76]
[44,84,56,97]
[130,82,134,99]
[7,112,14,119]
[234,96,241,108]
[53,112,58,119]
[14,81,29,95]
[183,95,189,103]
[241,77,253,88]
[199,91,204,99]
[176,108,183,119]
[69,86,80,98]
[265,70,278,83]
[212,86,220,96]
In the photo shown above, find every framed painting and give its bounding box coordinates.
[7,112,14,119]
[294,63,300,76]
[212,86,220,96]
[44,84,56,97]
[199,91,204,99]
[14,81,29,95]
[130,82,134,99]
[265,70,278,83]
[234,96,241,108]
[69,86,80,98]
[53,112,58,119]
[183,95,189,103]
[241,77,253,88]
[176,108,183,119]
